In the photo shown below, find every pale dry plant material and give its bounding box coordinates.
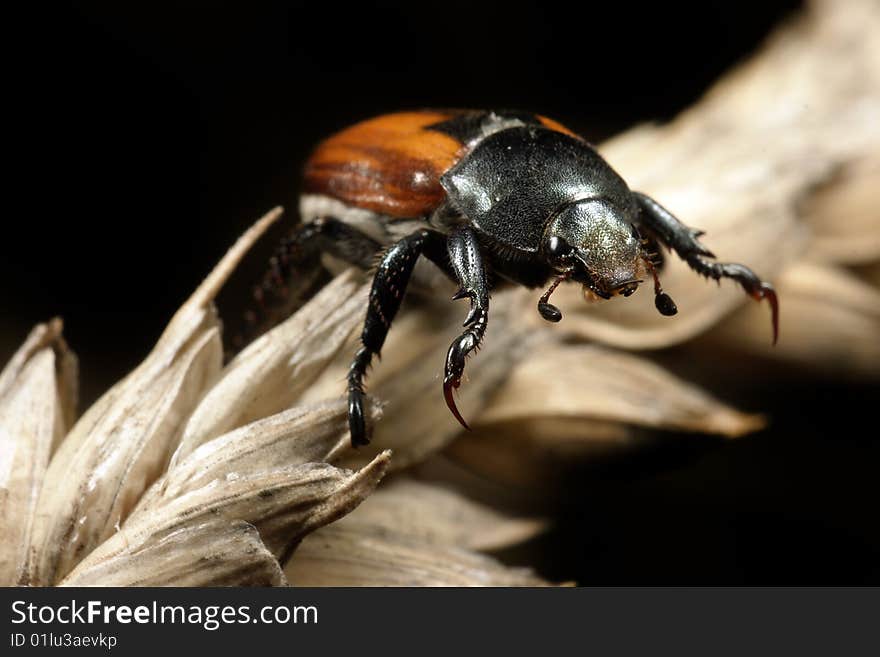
[0,320,77,585]
[285,477,549,586]
[1,0,878,586]
[25,210,280,586]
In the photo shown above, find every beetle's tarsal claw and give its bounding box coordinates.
[443,376,470,430]
[752,282,779,345]
[538,302,563,322]
[443,332,477,430]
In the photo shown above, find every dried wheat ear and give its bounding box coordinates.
[1,0,878,586]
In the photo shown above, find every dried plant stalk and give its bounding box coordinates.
[138,399,372,512]
[803,155,880,265]
[63,453,390,585]
[27,209,282,585]
[174,271,369,465]
[60,519,287,587]
[442,341,765,486]
[478,342,764,436]
[324,476,547,552]
[0,320,76,585]
[285,525,549,587]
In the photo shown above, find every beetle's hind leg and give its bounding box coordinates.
[348,228,448,446]
[238,216,381,349]
[633,191,778,343]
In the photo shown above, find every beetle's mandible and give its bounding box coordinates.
[250,109,779,447]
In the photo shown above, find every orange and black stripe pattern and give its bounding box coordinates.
[303,110,580,218]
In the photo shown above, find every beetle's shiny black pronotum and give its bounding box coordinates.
[252,110,779,447]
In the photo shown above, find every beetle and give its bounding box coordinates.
[252,109,778,447]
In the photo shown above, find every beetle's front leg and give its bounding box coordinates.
[633,191,779,343]
[442,226,489,430]
[348,228,446,446]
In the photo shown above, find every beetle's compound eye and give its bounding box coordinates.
[546,236,573,260]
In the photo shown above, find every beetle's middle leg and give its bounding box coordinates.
[348,228,449,446]
[241,216,381,347]
[633,191,778,343]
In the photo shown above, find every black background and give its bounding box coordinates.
[4,1,879,584]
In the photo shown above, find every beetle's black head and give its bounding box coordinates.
[541,198,644,300]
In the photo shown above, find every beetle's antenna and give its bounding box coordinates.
[642,254,678,316]
[538,273,570,322]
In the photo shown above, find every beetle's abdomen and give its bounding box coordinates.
[303,111,465,219]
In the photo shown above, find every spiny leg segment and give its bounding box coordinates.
[347,229,448,446]
[443,226,490,430]
[238,216,380,349]
[633,191,778,343]
[348,226,490,445]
